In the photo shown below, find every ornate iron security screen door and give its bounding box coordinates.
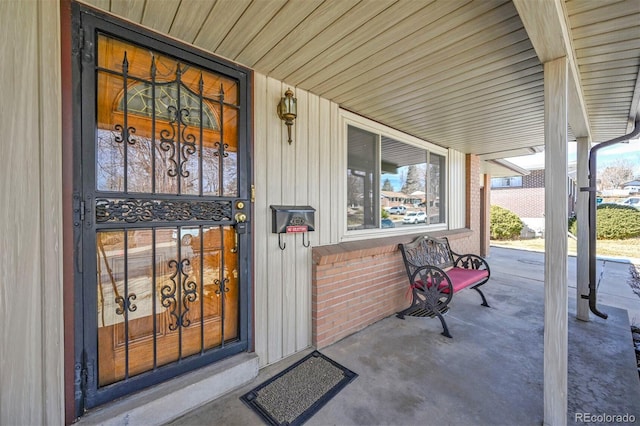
[75,9,251,411]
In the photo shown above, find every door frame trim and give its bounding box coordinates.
[61,0,75,423]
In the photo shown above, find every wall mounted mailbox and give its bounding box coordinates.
[270,205,315,249]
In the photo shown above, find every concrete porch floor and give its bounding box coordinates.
[169,247,640,426]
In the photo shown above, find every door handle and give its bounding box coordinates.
[231,213,248,253]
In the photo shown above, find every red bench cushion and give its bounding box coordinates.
[413,268,489,294]
[446,268,489,292]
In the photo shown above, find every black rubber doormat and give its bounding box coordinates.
[240,351,358,426]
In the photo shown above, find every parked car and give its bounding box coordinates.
[386,205,407,215]
[402,211,427,224]
[381,218,395,228]
[617,197,640,209]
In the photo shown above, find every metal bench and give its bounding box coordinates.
[396,235,491,338]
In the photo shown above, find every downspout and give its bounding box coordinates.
[582,118,640,319]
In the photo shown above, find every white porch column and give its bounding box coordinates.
[576,137,591,321]
[544,56,569,426]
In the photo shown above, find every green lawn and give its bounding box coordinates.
[491,237,640,261]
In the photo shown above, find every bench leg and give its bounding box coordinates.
[435,311,452,338]
[397,304,452,338]
[472,285,490,307]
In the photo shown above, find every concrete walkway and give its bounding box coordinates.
[170,247,640,426]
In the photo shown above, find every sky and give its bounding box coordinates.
[506,137,640,176]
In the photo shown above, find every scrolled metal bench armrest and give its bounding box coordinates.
[408,264,454,309]
[451,252,490,275]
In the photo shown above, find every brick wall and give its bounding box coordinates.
[523,169,545,188]
[491,187,545,218]
[481,174,491,257]
[465,154,480,254]
[490,168,546,218]
[491,169,577,219]
[312,241,407,349]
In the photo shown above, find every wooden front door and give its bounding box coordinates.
[73,6,251,412]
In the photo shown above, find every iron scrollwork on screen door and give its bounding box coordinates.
[115,294,137,315]
[162,258,198,330]
[95,199,232,223]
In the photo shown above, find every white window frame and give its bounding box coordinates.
[340,109,448,242]
[490,176,523,188]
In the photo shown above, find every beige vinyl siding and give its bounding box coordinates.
[448,149,467,229]
[0,0,64,424]
[253,74,340,366]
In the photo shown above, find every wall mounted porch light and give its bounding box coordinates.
[277,88,297,144]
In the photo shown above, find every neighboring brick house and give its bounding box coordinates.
[491,167,577,236]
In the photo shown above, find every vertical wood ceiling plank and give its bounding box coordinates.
[193,0,252,53]
[565,0,624,16]
[83,0,111,11]
[141,0,181,34]
[110,0,146,23]
[215,0,289,61]
[571,14,640,40]
[234,0,324,67]
[252,0,359,73]
[307,0,483,96]
[286,0,433,86]
[327,1,521,104]
[364,55,541,121]
[169,0,217,44]
[269,0,396,78]
[567,0,637,28]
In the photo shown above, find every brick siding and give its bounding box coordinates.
[492,187,545,218]
[466,154,480,252]
[491,169,577,219]
[523,169,545,188]
[311,242,407,348]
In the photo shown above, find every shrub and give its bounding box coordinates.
[490,205,523,240]
[595,204,640,239]
[570,204,640,239]
[568,216,577,235]
[381,208,389,219]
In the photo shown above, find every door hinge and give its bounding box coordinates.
[74,352,89,413]
[251,184,256,203]
[73,193,84,226]
[73,193,87,226]
[78,27,85,56]
[72,25,85,58]
[81,366,88,392]
[73,26,94,64]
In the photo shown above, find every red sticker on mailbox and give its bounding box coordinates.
[286,225,308,233]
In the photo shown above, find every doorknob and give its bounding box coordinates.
[235,212,247,223]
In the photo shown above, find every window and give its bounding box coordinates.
[346,119,446,231]
[490,176,522,188]
[120,82,220,130]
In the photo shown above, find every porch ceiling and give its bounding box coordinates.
[82,0,640,157]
